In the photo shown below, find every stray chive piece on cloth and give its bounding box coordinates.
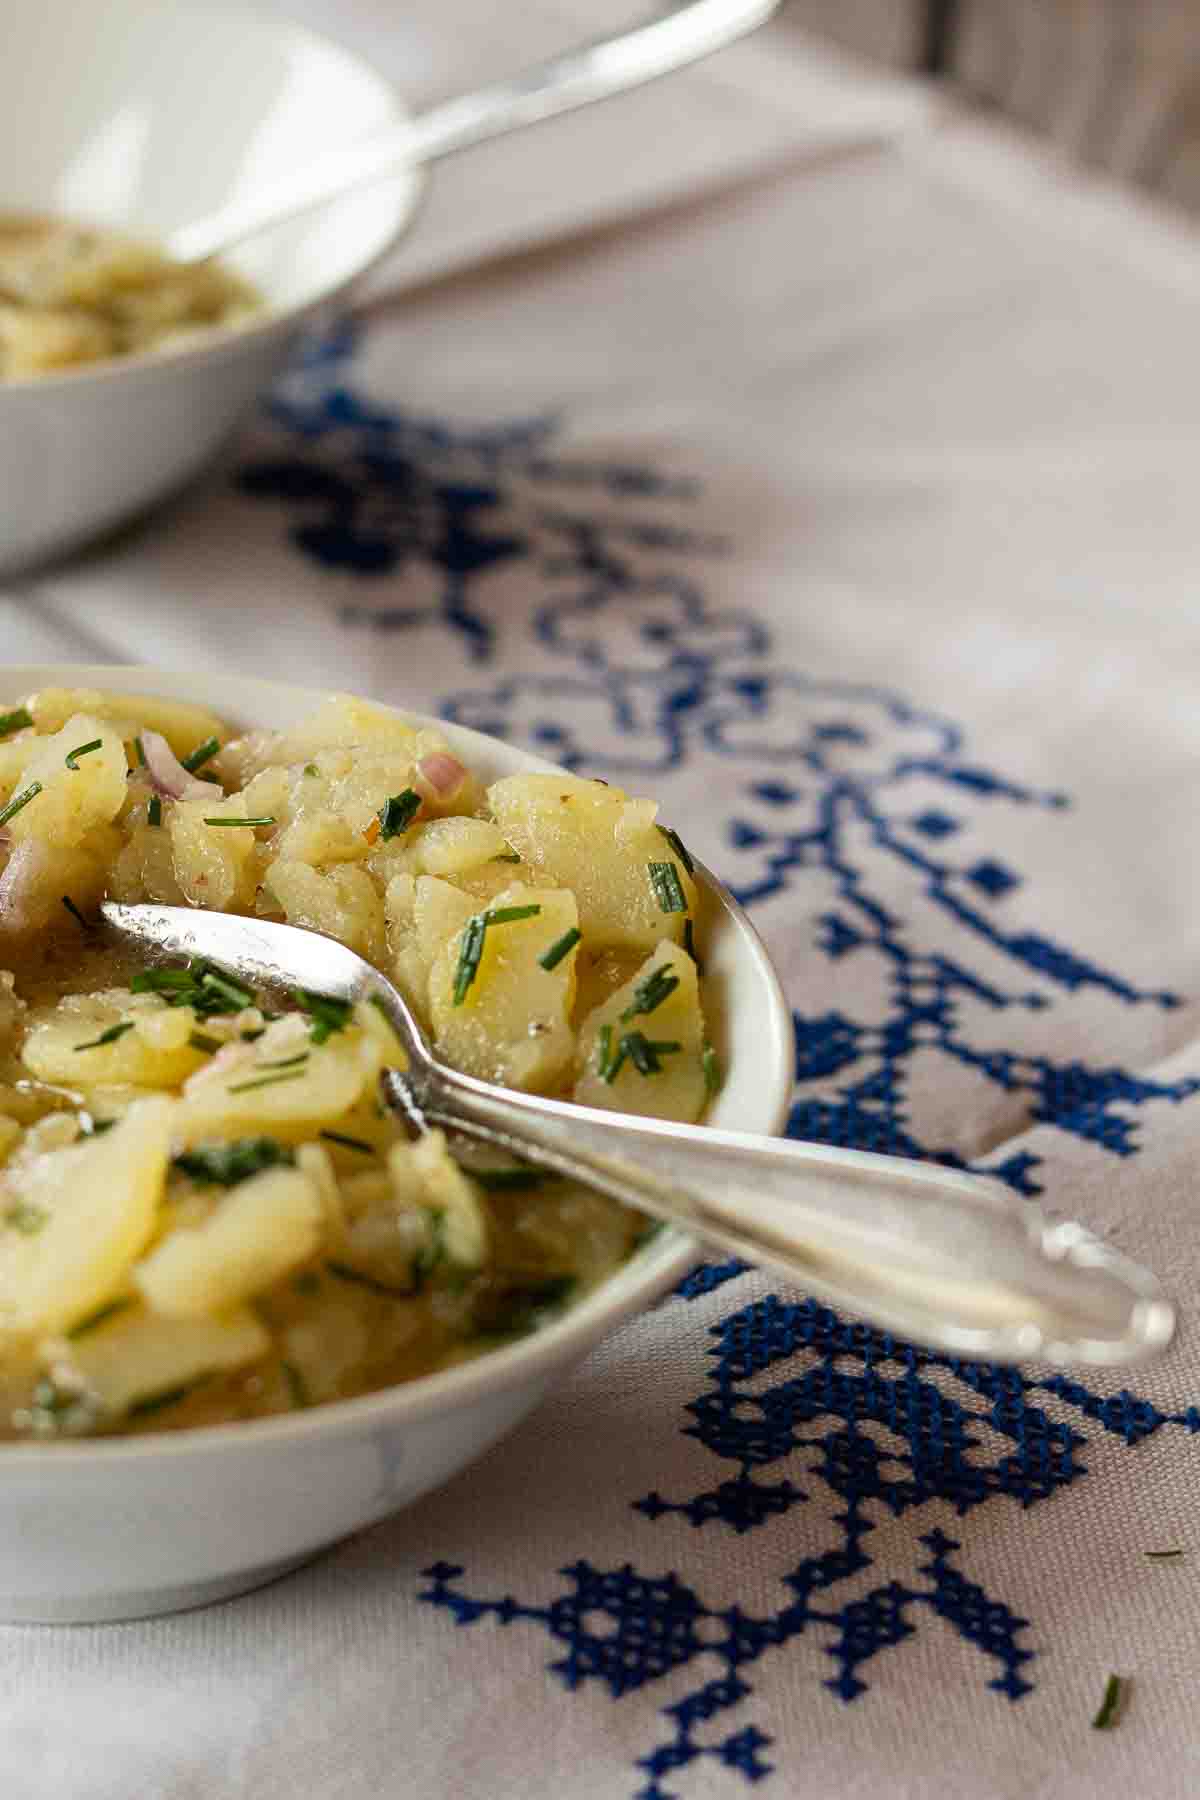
[1092,1674,1126,1730]
[181,736,220,774]
[64,738,102,770]
[452,905,543,1005]
[0,782,42,828]
[1144,1548,1186,1559]
[0,706,33,739]
[378,788,421,840]
[73,1020,135,1052]
[539,926,581,972]
[648,859,687,914]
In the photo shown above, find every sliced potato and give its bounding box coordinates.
[574,940,707,1123]
[428,883,579,1090]
[410,817,509,878]
[21,990,208,1088]
[135,1163,325,1317]
[487,773,698,953]
[63,1304,269,1414]
[264,860,385,964]
[7,714,127,848]
[176,1032,376,1145]
[391,1129,489,1273]
[21,688,228,762]
[169,793,259,911]
[0,1096,171,1335]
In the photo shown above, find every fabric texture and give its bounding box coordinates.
[4,9,1200,1797]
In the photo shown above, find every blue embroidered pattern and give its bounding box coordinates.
[240,335,1199,1800]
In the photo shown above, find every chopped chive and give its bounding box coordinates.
[470,1167,553,1191]
[1144,1549,1185,1559]
[378,788,421,839]
[325,1259,418,1299]
[292,1270,321,1296]
[539,926,581,972]
[61,894,90,930]
[133,735,146,766]
[281,1361,311,1409]
[597,1023,627,1085]
[197,966,255,1011]
[493,850,522,864]
[226,1068,308,1094]
[203,815,275,828]
[131,967,194,996]
[258,1051,309,1070]
[682,917,703,971]
[621,1031,681,1076]
[0,782,42,829]
[292,989,352,1045]
[181,736,220,773]
[0,706,32,738]
[648,860,687,914]
[633,1218,667,1249]
[303,762,320,778]
[702,1042,723,1099]
[147,794,163,827]
[472,1276,577,1338]
[129,1383,194,1418]
[240,1026,266,1042]
[656,824,695,874]
[452,913,489,1006]
[5,1202,48,1235]
[620,964,679,1022]
[173,1138,295,1186]
[486,905,543,925]
[1092,1673,1125,1730]
[80,1116,116,1136]
[187,1031,223,1054]
[319,1129,375,1155]
[68,1297,132,1339]
[64,738,103,770]
[74,1020,134,1052]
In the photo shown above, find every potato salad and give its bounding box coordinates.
[0,215,260,379]
[0,688,717,1438]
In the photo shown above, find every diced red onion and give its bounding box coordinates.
[141,730,220,804]
[415,752,467,804]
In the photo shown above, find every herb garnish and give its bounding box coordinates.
[68,1297,132,1339]
[5,1202,48,1235]
[378,789,421,839]
[203,815,275,828]
[181,735,220,773]
[187,1031,223,1055]
[539,926,581,972]
[173,1138,295,1186]
[134,960,258,1016]
[648,860,687,914]
[147,794,163,827]
[473,1276,576,1338]
[493,849,522,864]
[620,964,679,1021]
[303,762,319,778]
[621,1031,682,1075]
[64,738,102,770]
[0,706,32,738]
[319,1129,374,1155]
[258,1051,310,1070]
[597,1023,626,1084]
[656,824,695,874]
[292,989,352,1045]
[0,782,42,828]
[682,917,702,971]
[1092,1673,1125,1730]
[74,1020,134,1052]
[133,735,146,766]
[79,1116,116,1136]
[61,894,90,930]
[452,904,543,1005]
[1144,1549,1185,1559]
[227,1068,308,1094]
[282,1361,311,1409]
[129,1384,194,1417]
[325,1259,418,1299]
[702,1042,722,1099]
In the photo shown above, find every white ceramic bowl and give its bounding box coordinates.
[0,1,422,574]
[0,666,794,1623]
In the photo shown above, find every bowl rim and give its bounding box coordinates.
[0,664,795,1467]
[0,0,425,397]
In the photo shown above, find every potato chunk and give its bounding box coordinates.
[390,1130,489,1273]
[428,883,579,1090]
[7,714,127,848]
[487,774,698,953]
[169,794,259,910]
[21,990,208,1089]
[63,1304,269,1414]
[264,860,385,964]
[21,688,227,762]
[574,941,707,1123]
[136,1164,325,1317]
[176,1031,377,1145]
[0,1097,171,1335]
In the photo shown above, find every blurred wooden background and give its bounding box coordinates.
[785,0,1200,215]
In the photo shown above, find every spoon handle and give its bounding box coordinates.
[168,0,782,262]
[386,1063,1173,1368]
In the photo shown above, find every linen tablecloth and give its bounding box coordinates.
[5,9,1200,1796]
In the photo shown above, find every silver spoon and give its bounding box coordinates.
[100,901,1173,1368]
[166,0,783,266]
